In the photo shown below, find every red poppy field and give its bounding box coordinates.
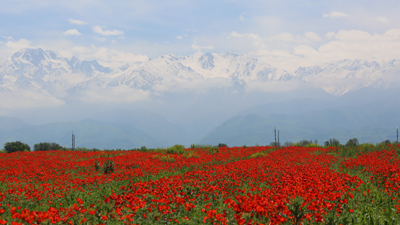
[1,145,400,224]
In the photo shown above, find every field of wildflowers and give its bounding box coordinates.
[1,144,400,224]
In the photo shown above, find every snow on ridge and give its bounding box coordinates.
[1,48,400,96]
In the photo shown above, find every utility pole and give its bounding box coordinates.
[397,126,398,143]
[274,126,277,147]
[72,131,75,151]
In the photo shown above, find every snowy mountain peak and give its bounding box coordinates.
[11,48,59,66]
[295,58,400,95]
[337,59,381,71]
[198,53,215,70]
[74,60,112,74]
[1,48,400,97]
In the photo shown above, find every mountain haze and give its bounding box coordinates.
[0,118,164,149]
[200,96,400,146]
[0,48,399,149]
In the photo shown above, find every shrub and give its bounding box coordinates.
[190,144,210,149]
[152,154,176,162]
[34,142,63,151]
[183,150,200,158]
[283,141,293,147]
[103,160,115,174]
[297,140,313,146]
[324,138,341,147]
[4,141,30,153]
[218,143,227,148]
[346,138,359,148]
[249,148,276,158]
[166,144,185,154]
[161,155,175,163]
[94,160,114,174]
[380,139,391,146]
[190,143,201,149]
[189,144,218,154]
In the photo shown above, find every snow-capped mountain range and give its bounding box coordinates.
[0,48,399,97]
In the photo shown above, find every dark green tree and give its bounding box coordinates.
[218,143,227,148]
[346,138,359,148]
[33,142,63,151]
[324,138,341,147]
[381,139,391,146]
[284,141,293,147]
[270,141,280,147]
[298,140,313,146]
[4,141,31,153]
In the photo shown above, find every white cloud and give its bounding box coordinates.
[3,38,31,53]
[94,37,106,42]
[88,46,148,67]
[93,26,124,36]
[239,15,244,21]
[75,85,151,103]
[384,29,400,39]
[326,32,336,39]
[334,30,373,41]
[246,80,311,93]
[71,46,92,54]
[229,31,320,51]
[1,36,13,41]
[68,19,87,25]
[231,31,260,40]
[63,29,81,35]
[29,43,149,68]
[230,31,263,46]
[323,11,349,18]
[151,77,231,93]
[318,29,400,61]
[293,45,319,57]
[269,32,295,42]
[226,28,400,72]
[191,44,214,51]
[0,90,64,109]
[375,17,389,23]
[304,32,321,42]
[111,40,117,44]
[177,35,183,40]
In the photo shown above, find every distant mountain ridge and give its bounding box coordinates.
[2,48,400,149]
[0,117,165,150]
[1,48,399,97]
[200,98,400,146]
[295,59,400,95]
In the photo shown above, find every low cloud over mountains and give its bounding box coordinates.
[0,48,399,110]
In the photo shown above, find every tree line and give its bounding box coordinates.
[1,138,398,153]
[1,141,64,153]
[275,138,398,148]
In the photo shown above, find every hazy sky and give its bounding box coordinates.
[1,0,400,69]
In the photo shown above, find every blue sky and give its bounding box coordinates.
[1,0,399,70]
